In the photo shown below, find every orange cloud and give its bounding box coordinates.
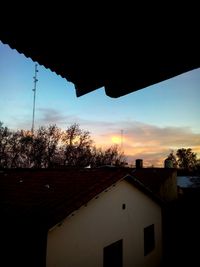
[92,121,200,167]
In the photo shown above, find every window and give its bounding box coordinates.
[144,224,155,256]
[103,239,123,267]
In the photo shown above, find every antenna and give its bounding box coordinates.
[31,63,39,134]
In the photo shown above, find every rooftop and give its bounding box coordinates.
[0,168,130,228]
[0,167,168,228]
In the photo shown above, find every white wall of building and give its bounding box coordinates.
[46,180,162,267]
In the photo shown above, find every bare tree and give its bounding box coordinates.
[0,122,11,168]
[91,145,127,167]
[0,122,127,169]
[61,123,93,167]
[38,125,62,168]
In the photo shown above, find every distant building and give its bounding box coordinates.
[177,173,200,198]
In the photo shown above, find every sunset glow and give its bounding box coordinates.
[111,136,121,144]
[1,41,200,167]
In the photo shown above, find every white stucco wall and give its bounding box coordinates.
[46,180,162,267]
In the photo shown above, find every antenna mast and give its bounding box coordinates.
[31,63,39,134]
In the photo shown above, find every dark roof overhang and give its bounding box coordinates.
[1,14,199,98]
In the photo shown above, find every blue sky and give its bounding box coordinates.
[1,41,200,166]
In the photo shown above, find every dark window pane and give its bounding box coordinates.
[144,224,155,256]
[103,239,123,267]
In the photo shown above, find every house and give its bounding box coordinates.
[0,168,167,267]
[133,168,177,202]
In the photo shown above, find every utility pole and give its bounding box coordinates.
[31,63,39,134]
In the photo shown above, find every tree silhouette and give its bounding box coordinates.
[0,122,127,168]
[176,148,198,170]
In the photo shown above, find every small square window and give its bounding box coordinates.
[144,224,155,256]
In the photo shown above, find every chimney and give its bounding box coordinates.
[164,158,173,168]
[136,159,143,169]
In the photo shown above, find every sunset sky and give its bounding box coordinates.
[1,41,200,167]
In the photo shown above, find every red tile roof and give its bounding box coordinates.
[0,168,130,228]
[0,167,166,229]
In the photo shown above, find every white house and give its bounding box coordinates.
[47,176,162,267]
[0,168,165,267]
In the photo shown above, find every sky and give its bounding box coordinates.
[1,41,200,167]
